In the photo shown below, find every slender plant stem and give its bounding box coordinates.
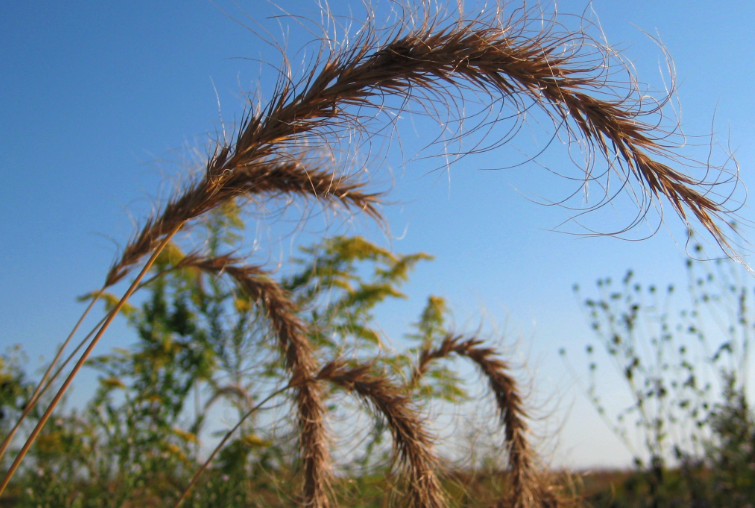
[0,311,110,458]
[172,385,291,508]
[0,262,185,462]
[31,315,106,405]
[0,221,185,496]
[0,294,100,461]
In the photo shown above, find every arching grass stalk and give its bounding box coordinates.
[0,220,186,496]
[319,360,445,508]
[222,265,332,508]
[411,335,551,508]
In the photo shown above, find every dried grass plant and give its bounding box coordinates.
[0,0,745,506]
[319,360,446,508]
[412,334,555,508]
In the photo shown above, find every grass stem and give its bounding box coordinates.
[0,221,185,496]
[0,294,100,461]
[172,385,291,508]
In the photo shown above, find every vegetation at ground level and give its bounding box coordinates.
[2,1,752,507]
[567,241,755,508]
[5,225,755,508]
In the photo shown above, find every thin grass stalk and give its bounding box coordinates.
[0,242,215,475]
[411,335,541,508]
[0,254,246,493]
[0,221,185,496]
[0,293,100,462]
[172,385,291,508]
[318,360,446,508]
[0,256,199,460]
[13,315,106,420]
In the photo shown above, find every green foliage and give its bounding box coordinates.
[0,347,33,438]
[285,235,434,355]
[2,205,474,507]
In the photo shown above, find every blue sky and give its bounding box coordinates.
[2,0,755,469]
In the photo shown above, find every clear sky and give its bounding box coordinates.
[2,0,755,469]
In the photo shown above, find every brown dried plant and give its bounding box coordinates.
[106,0,742,289]
[217,263,332,508]
[105,161,382,288]
[319,360,446,508]
[148,251,333,507]
[412,334,555,508]
[136,251,566,508]
[1,0,745,505]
